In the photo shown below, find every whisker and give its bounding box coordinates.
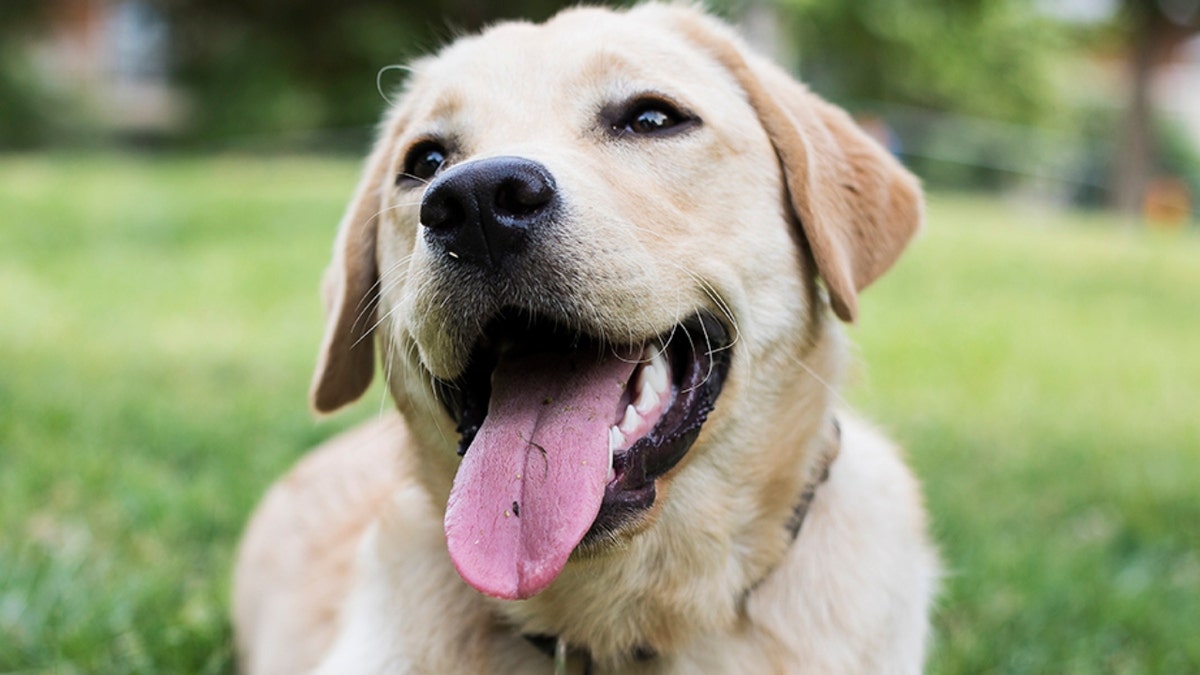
[395,174,432,186]
[619,221,743,353]
[376,64,415,106]
[684,307,716,393]
[374,254,418,300]
[378,330,397,419]
[358,292,412,349]
[349,254,417,343]
[786,351,849,409]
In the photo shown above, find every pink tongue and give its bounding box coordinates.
[444,348,637,600]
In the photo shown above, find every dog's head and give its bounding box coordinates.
[308,4,920,609]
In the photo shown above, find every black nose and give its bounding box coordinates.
[419,156,557,267]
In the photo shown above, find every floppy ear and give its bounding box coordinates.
[668,9,923,322]
[309,129,396,413]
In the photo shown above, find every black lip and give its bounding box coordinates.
[433,310,732,542]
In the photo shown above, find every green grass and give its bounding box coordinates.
[1,155,1197,673]
[849,200,1200,673]
[0,154,374,674]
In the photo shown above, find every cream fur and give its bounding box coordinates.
[233,4,938,673]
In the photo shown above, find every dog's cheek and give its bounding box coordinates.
[374,208,420,303]
[386,232,488,380]
[524,175,697,335]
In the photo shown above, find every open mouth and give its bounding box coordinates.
[435,310,731,600]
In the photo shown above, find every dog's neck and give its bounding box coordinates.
[479,326,845,669]
[520,418,841,670]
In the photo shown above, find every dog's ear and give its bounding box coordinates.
[666,9,923,322]
[309,128,396,413]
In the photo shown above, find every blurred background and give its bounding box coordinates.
[1,1,1197,673]
[3,0,1200,218]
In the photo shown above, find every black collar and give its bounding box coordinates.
[785,417,841,540]
[522,418,842,672]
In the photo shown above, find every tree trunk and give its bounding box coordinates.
[1113,11,1157,216]
[1112,2,1199,217]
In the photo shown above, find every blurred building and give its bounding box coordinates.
[1157,35,1200,148]
[33,0,185,135]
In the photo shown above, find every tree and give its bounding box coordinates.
[776,0,1066,125]
[0,1,65,147]
[1113,0,1200,215]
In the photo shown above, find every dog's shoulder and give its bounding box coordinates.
[232,415,410,674]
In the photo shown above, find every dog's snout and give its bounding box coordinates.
[420,156,557,267]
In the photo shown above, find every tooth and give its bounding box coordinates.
[607,429,615,475]
[635,376,657,413]
[609,425,625,455]
[646,350,669,394]
[619,404,640,434]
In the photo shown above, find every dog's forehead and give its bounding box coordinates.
[407,9,733,120]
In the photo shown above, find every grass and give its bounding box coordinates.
[1,154,1197,673]
[848,201,1200,673]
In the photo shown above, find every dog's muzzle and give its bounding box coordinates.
[416,156,733,603]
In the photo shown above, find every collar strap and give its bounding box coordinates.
[522,417,841,669]
[522,633,654,673]
[785,416,840,541]
[525,635,657,663]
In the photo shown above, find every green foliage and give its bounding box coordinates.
[779,0,1069,125]
[1158,115,1200,198]
[0,3,88,149]
[1063,102,1200,209]
[0,0,1075,149]
[0,51,82,149]
[1,156,1197,672]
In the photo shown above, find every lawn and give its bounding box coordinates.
[1,154,1197,673]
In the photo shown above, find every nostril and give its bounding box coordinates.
[493,173,554,218]
[421,191,465,232]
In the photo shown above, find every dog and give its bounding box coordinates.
[233,4,938,673]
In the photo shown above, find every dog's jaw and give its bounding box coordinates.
[376,307,846,665]
[428,311,731,600]
[484,320,847,666]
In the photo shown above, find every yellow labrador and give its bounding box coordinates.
[233,4,938,673]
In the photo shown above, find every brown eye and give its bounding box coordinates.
[611,98,696,137]
[399,142,447,184]
[629,108,675,133]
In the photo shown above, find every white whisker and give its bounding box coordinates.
[378,330,397,419]
[786,351,849,409]
[376,64,415,106]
